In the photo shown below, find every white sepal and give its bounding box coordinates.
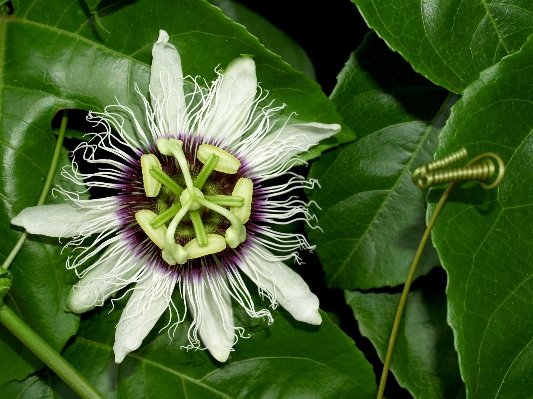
[11,200,119,238]
[150,30,187,135]
[187,272,235,362]
[239,244,322,325]
[230,178,253,224]
[114,269,176,363]
[203,56,257,144]
[67,244,144,313]
[245,122,341,175]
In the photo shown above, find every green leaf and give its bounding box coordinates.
[81,0,107,32]
[207,0,316,81]
[428,32,533,398]
[0,147,80,384]
[345,271,464,399]
[0,0,351,384]
[307,32,448,290]
[353,0,533,94]
[4,297,377,398]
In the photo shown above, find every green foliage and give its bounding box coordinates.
[352,0,533,94]
[346,271,464,399]
[4,298,377,398]
[429,32,533,398]
[308,32,448,290]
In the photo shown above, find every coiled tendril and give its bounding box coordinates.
[412,147,505,189]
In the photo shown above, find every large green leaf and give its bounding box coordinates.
[4,295,377,398]
[346,270,464,399]
[207,0,316,80]
[429,32,533,398]
[352,0,533,94]
[307,32,448,290]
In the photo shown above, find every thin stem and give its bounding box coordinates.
[149,168,184,196]
[189,210,207,247]
[2,110,69,270]
[194,154,219,189]
[196,197,242,227]
[0,303,105,399]
[203,195,244,207]
[151,202,182,229]
[376,182,456,399]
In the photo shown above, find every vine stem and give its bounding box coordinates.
[2,109,69,270]
[0,304,105,399]
[376,181,456,399]
[0,109,105,399]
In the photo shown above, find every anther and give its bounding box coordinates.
[197,144,241,174]
[141,154,162,197]
[230,178,253,224]
[184,234,227,259]
[135,210,167,249]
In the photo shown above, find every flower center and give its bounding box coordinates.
[135,138,252,265]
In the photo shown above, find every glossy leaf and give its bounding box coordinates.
[346,271,464,399]
[207,0,316,80]
[0,133,80,385]
[3,296,377,398]
[353,0,533,94]
[429,32,533,398]
[307,32,448,290]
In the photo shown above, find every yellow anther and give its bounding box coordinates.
[197,144,241,174]
[230,178,253,224]
[141,154,162,197]
[135,210,167,249]
[184,234,227,259]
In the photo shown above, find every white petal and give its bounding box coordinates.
[246,122,340,173]
[150,29,187,135]
[114,270,176,363]
[67,244,144,314]
[204,56,257,144]
[239,244,322,325]
[188,273,235,362]
[11,200,119,238]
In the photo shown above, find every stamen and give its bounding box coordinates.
[195,197,247,248]
[195,197,242,228]
[141,154,162,197]
[194,154,219,189]
[184,234,226,259]
[197,144,241,174]
[189,210,208,247]
[149,168,184,196]
[135,210,167,249]
[150,202,182,229]
[163,198,194,265]
[230,178,253,223]
[157,138,195,190]
[204,195,244,207]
